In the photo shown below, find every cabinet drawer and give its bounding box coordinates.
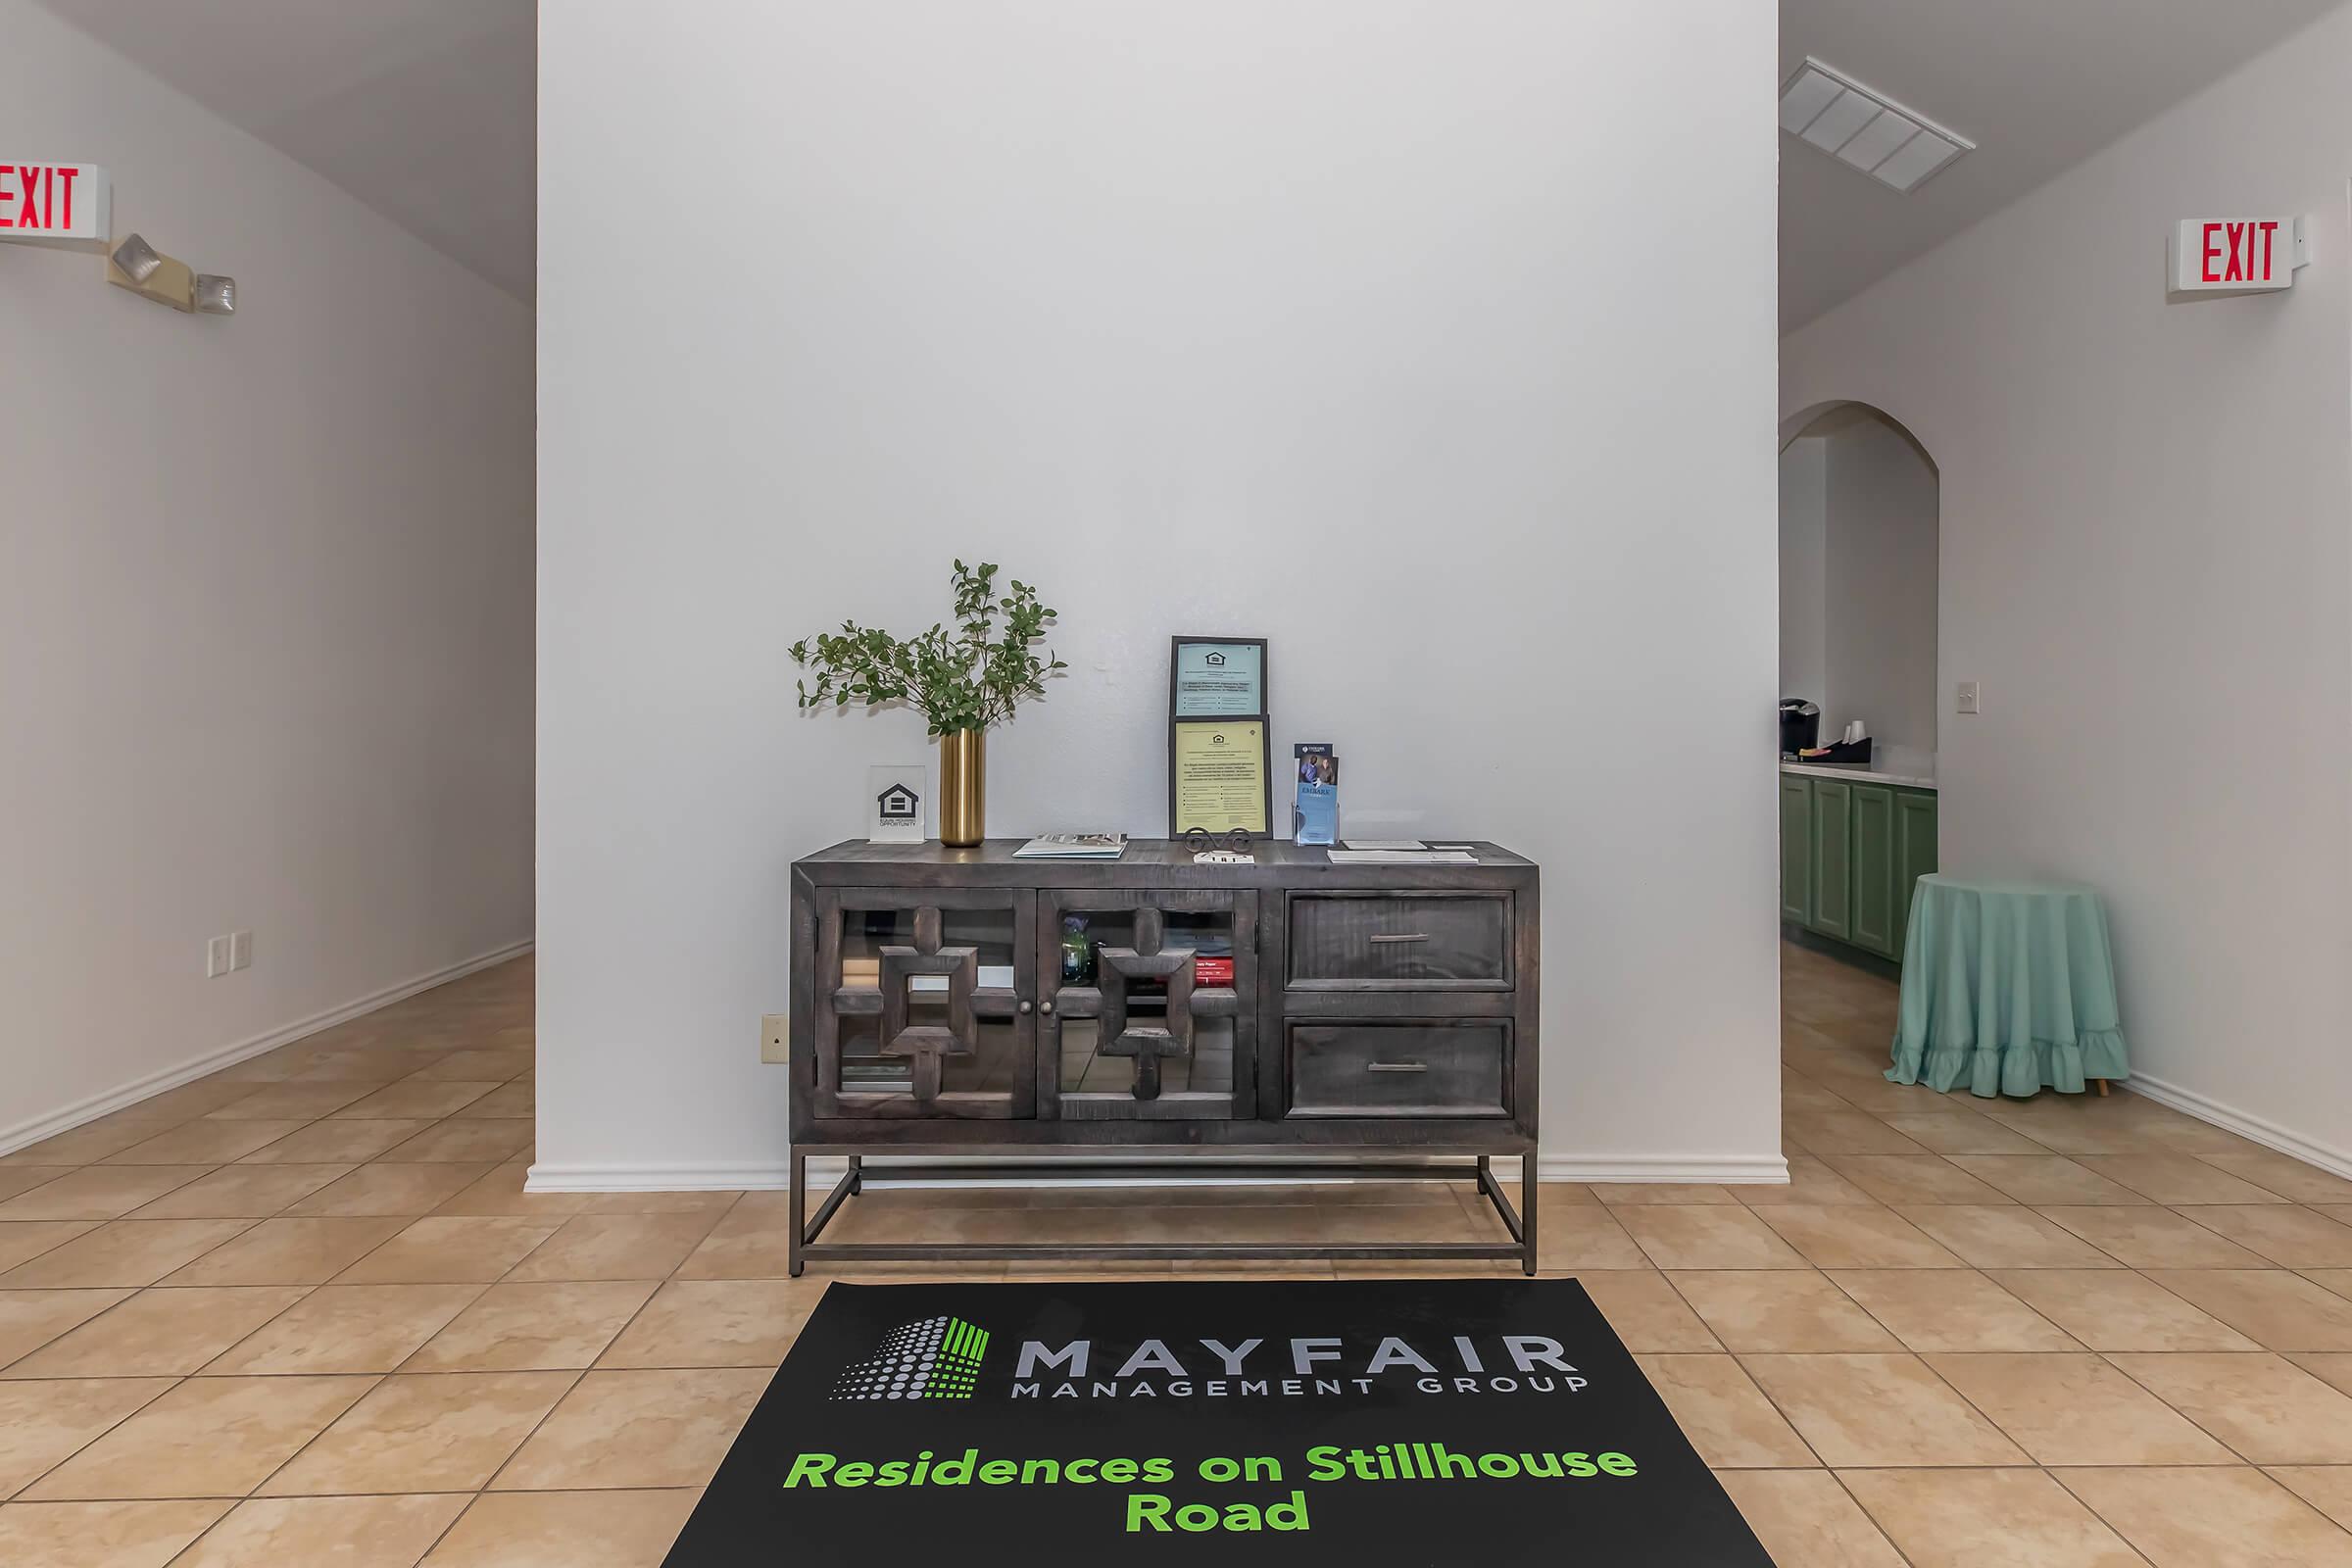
[1286,894,1511,989]
[1286,1021,1509,1118]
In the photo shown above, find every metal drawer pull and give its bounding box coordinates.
[1367,933,1431,944]
[1365,1060,1427,1073]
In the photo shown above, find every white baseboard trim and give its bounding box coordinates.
[2123,1073,2352,1182]
[0,939,535,1158]
[525,1151,1791,1193]
[1546,1154,1790,1185]
[527,1161,798,1192]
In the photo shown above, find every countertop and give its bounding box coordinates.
[1780,760,1937,791]
[794,839,1538,888]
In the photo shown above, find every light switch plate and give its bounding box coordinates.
[229,930,252,971]
[1956,680,1980,714]
[761,1013,791,1064]
[206,935,230,978]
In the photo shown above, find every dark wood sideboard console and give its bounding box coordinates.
[785,839,1540,1274]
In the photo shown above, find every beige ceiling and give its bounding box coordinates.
[1781,0,2343,329]
[33,0,534,301]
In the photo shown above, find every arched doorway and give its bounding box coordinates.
[1779,402,1939,780]
[1777,399,1941,1023]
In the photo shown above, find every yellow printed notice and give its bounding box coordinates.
[1172,720,1268,834]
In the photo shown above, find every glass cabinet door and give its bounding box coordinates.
[1040,890,1255,1120]
[810,888,1036,1119]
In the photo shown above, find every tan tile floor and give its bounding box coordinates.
[5,946,2352,1562]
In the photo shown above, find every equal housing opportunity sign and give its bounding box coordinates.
[665,1278,1772,1566]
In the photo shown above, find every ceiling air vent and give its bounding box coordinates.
[1779,58,1974,193]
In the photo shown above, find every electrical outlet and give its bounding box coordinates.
[229,930,253,971]
[1956,680,1980,715]
[206,935,231,978]
[761,1013,791,1064]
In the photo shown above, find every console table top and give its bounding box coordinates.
[796,837,1535,881]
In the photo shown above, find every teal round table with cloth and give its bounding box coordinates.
[1886,874,2131,1097]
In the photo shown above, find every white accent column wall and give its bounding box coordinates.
[1784,1,2352,1170]
[535,1,1785,1187]
[0,0,535,1150]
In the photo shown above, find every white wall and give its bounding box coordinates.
[536,0,1784,1186]
[1785,1,2352,1167]
[0,0,535,1149]
[1778,416,1938,765]
[1779,436,1828,704]
[1821,416,1938,763]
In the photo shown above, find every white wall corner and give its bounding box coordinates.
[2123,1076,2352,1183]
[0,941,535,1158]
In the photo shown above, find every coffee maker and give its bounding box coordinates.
[1779,698,1820,758]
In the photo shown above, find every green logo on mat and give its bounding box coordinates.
[832,1315,990,1401]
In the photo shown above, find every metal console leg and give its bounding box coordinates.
[1522,1145,1539,1276]
[796,1156,1532,1272]
[787,1151,807,1278]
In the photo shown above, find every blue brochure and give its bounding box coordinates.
[1294,743,1338,845]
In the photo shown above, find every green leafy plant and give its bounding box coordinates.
[791,561,1067,736]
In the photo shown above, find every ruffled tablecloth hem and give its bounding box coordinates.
[1886,1029,2131,1099]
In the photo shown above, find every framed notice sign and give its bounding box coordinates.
[1168,636,1271,837]
[1170,719,1272,836]
[1169,637,1266,718]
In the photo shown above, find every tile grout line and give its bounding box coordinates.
[1816,1466,1927,1568]
[0,1158,230,1232]
[2041,1467,2170,1563]
[1642,1265,1838,1494]
[470,1203,781,1504]
[1,1279,327,1381]
[2092,1345,2304,1471]
[1817,1264,2084,1353]
[1644,1239,1984,1558]
[1781,956,2352,1553]
[13,953,2352,1558]
[4,1371,186,1506]
[238,1363,584,1554]
[1767,1059,2119,1512]
[112,1004,542,1558]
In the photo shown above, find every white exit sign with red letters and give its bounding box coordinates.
[2172,216,2309,293]
[0,161,111,249]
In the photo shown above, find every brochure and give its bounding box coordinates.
[1294,744,1338,846]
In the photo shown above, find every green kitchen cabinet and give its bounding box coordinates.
[1809,779,1853,942]
[1850,784,1897,957]
[1779,772,1936,963]
[1780,775,1814,925]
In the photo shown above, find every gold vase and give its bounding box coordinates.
[937,727,986,847]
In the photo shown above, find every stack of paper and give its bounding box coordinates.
[1013,833,1128,858]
